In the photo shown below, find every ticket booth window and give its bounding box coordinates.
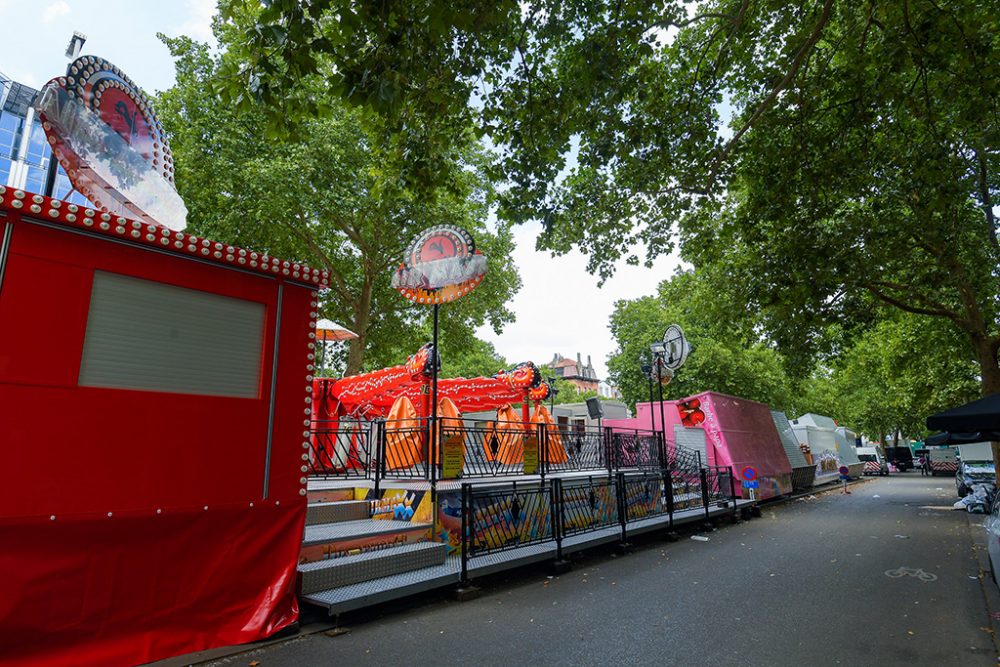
[79,271,265,398]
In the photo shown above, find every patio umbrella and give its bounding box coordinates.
[316,318,358,341]
[926,393,1000,433]
[315,319,358,376]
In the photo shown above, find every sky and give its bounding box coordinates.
[0,0,682,381]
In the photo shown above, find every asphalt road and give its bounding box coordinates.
[208,475,999,667]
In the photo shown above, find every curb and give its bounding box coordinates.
[965,512,1000,657]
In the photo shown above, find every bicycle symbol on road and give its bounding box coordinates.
[884,566,938,582]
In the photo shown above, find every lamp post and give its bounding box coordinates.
[650,342,669,458]
[640,360,656,436]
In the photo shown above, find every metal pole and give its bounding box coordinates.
[552,478,564,562]
[538,422,547,482]
[617,471,627,545]
[700,468,710,520]
[647,371,656,437]
[42,155,58,198]
[460,482,470,586]
[430,304,440,482]
[430,304,440,543]
[664,464,674,527]
[656,363,668,462]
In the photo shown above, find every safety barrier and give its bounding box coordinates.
[459,469,739,585]
[310,415,701,481]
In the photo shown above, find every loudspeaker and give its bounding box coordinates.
[586,397,603,420]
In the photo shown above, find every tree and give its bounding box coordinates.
[156,34,520,375]
[796,312,981,443]
[218,1,1000,395]
[606,270,795,412]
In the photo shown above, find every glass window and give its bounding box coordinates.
[0,111,20,159]
[23,165,45,195]
[23,120,49,168]
[79,272,266,398]
[0,157,11,186]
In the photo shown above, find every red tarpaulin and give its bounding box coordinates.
[0,196,318,666]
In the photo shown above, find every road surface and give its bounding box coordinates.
[205,475,999,667]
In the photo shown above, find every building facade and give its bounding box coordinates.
[549,352,600,392]
[0,70,88,203]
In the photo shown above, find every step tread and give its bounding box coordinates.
[298,542,445,572]
[303,519,431,545]
[307,500,369,508]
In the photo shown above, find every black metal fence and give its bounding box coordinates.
[463,482,554,557]
[459,469,740,584]
[309,415,711,482]
[307,419,374,477]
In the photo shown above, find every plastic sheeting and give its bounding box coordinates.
[35,79,188,230]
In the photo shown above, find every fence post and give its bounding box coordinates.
[729,469,737,503]
[551,478,563,562]
[538,422,548,483]
[604,427,615,478]
[664,469,674,527]
[700,468,710,520]
[374,420,385,495]
[616,471,628,546]
[460,482,470,586]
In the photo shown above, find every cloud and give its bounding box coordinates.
[42,0,71,23]
[476,222,683,382]
[178,0,217,43]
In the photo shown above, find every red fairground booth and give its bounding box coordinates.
[0,187,327,666]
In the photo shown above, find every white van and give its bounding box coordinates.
[857,446,889,476]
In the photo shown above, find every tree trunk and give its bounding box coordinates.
[972,336,1000,395]
[345,273,374,375]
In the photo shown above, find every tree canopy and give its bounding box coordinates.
[606,269,794,412]
[219,0,1000,394]
[157,32,520,375]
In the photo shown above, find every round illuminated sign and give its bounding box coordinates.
[392,225,487,304]
[34,55,187,230]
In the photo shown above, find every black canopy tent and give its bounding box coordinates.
[926,393,1000,433]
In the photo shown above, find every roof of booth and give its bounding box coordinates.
[0,185,329,288]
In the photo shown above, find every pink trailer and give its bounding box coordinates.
[607,392,793,500]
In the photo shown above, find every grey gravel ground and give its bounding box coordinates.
[204,474,1000,667]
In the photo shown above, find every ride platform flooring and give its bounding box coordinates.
[300,499,754,615]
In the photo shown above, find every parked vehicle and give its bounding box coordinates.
[956,443,996,497]
[857,446,889,476]
[984,492,1000,584]
[885,446,914,471]
[928,447,958,476]
[957,461,996,497]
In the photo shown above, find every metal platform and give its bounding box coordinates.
[299,541,447,594]
[302,519,430,546]
[301,500,753,615]
[306,500,370,525]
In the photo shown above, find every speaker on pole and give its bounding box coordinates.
[586,397,604,420]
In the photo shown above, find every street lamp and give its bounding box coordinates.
[639,359,656,436]
[649,342,671,458]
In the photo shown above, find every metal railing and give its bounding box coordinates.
[557,475,620,538]
[463,482,554,557]
[307,419,373,477]
[459,468,740,585]
[308,415,706,481]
